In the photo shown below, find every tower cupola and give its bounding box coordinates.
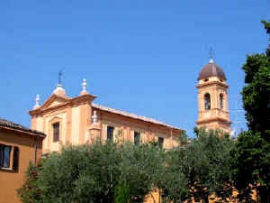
[198,58,226,81]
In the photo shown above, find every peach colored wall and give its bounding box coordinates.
[31,99,94,154]
[197,76,231,133]
[71,106,81,145]
[0,130,43,203]
[30,95,181,154]
[79,103,92,145]
[43,111,67,153]
[36,116,43,132]
[144,189,161,203]
[97,110,181,148]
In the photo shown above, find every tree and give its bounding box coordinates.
[233,20,270,202]
[242,21,270,138]
[185,129,234,203]
[159,147,189,203]
[159,129,234,203]
[233,131,270,202]
[19,141,165,203]
[231,131,263,202]
[73,142,121,203]
[115,143,163,203]
[36,142,121,203]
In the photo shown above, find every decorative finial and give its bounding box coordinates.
[80,78,89,95]
[33,94,40,109]
[209,48,214,63]
[92,110,98,124]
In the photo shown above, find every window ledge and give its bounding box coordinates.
[0,167,16,172]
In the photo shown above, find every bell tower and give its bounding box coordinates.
[196,58,231,134]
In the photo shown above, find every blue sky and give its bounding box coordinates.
[0,0,269,137]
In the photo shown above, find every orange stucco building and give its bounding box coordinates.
[0,119,45,203]
[29,79,185,155]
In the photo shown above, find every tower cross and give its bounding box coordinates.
[209,48,214,63]
[58,71,63,85]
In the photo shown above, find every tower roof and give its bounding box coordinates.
[198,59,226,80]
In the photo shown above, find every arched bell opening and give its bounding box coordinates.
[204,93,211,110]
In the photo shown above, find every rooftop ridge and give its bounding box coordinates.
[0,118,46,137]
[92,103,183,131]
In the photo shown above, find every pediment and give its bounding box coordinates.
[40,94,71,110]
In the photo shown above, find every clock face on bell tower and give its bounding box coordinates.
[196,58,231,134]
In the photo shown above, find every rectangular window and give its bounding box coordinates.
[0,144,19,171]
[0,144,11,168]
[158,137,164,149]
[134,132,140,145]
[53,122,60,142]
[107,126,114,142]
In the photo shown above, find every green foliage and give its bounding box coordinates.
[114,182,130,203]
[233,20,270,202]
[36,142,120,203]
[231,131,263,202]
[159,129,234,203]
[116,143,164,203]
[262,20,270,57]
[232,131,270,202]
[262,20,270,33]
[17,162,42,203]
[160,148,189,203]
[186,129,234,203]
[241,21,270,139]
[19,131,236,203]
[19,141,165,203]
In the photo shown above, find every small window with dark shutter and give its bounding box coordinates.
[0,144,11,168]
[0,144,20,171]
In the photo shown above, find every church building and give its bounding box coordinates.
[29,79,184,154]
[27,58,233,203]
[29,57,231,155]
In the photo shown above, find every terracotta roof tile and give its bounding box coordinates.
[92,103,183,131]
[198,62,226,80]
[0,118,46,137]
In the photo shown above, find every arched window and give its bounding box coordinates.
[220,94,224,110]
[204,93,211,110]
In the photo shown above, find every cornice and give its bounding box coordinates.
[196,117,232,125]
[29,94,96,116]
[197,81,229,89]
